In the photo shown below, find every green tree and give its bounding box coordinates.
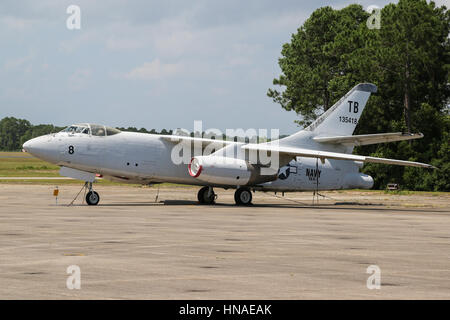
[0,117,32,151]
[355,0,449,190]
[269,0,449,191]
[368,0,449,133]
[267,5,370,127]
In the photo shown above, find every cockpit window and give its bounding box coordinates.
[90,124,106,136]
[76,126,90,134]
[61,125,90,135]
[62,126,77,133]
[105,126,121,136]
[61,124,121,136]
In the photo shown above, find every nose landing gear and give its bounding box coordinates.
[85,182,100,206]
[68,181,100,206]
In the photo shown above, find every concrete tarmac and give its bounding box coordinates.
[0,184,448,299]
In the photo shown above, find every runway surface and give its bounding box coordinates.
[0,184,448,299]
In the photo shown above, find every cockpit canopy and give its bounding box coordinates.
[61,123,121,136]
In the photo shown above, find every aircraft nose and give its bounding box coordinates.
[22,138,37,153]
[22,139,35,153]
[22,136,59,163]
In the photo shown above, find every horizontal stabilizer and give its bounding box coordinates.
[242,144,436,169]
[313,132,423,146]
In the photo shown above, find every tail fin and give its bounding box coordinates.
[305,83,377,136]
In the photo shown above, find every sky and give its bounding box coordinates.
[0,0,448,135]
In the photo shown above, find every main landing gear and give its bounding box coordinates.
[197,186,253,206]
[234,187,252,206]
[85,182,100,206]
[197,186,216,204]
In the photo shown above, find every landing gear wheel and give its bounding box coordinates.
[197,186,216,204]
[234,188,252,206]
[86,191,100,206]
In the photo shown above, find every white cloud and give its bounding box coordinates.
[0,15,37,30]
[68,68,92,91]
[2,0,398,133]
[4,54,34,70]
[154,30,195,56]
[228,57,252,67]
[106,35,144,51]
[125,59,182,80]
[59,31,98,53]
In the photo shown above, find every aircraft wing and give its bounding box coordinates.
[242,144,436,169]
[313,132,423,146]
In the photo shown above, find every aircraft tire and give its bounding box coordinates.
[86,191,100,206]
[197,187,215,204]
[234,188,252,206]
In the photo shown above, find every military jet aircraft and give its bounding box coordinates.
[22,83,434,205]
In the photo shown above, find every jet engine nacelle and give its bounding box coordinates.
[188,156,277,186]
[343,172,374,189]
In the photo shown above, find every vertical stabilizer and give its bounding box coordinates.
[306,83,377,136]
[279,83,377,147]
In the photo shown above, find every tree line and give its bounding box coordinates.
[268,0,449,191]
